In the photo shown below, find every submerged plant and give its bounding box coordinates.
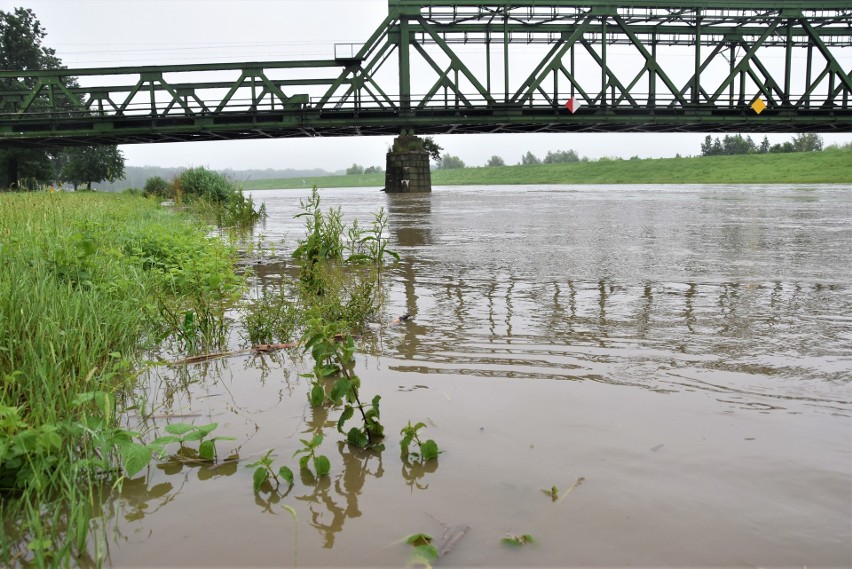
[293,434,331,479]
[247,449,294,492]
[400,421,439,461]
[302,319,384,449]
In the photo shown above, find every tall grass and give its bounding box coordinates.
[0,192,244,566]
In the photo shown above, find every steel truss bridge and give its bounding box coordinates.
[1,0,850,148]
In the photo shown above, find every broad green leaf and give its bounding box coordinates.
[309,434,323,448]
[410,544,439,562]
[120,443,152,477]
[330,378,351,403]
[405,533,433,546]
[400,434,413,454]
[421,439,439,461]
[337,405,354,433]
[195,423,218,437]
[309,383,325,406]
[199,440,215,460]
[278,466,294,486]
[253,467,268,492]
[150,435,180,447]
[313,455,331,477]
[347,428,369,449]
[164,423,195,436]
[298,455,310,470]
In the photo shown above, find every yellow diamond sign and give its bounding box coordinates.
[751,98,767,114]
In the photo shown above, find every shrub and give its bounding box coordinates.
[176,167,232,203]
[143,175,172,198]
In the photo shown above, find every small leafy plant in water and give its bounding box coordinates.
[404,533,439,568]
[302,318,384,449]
[149,422,235,462]
[501,533,536,547]
[400,421,439,461]
[247,449,295,492]
[293,434,331,479]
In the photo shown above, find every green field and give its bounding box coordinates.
[243,147,852,191]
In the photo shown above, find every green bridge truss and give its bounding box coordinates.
[1,0,850,147]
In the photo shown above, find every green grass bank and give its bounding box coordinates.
[243,147,852,190]
[0,192,244,566]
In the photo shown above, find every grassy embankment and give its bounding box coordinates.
[243,146,852,190]
[0,192,244,566]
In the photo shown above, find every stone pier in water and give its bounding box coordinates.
[384,131,432,193]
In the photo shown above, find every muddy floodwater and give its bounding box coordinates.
[109,184,851,568]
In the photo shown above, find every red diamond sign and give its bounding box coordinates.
[566,98,579,114]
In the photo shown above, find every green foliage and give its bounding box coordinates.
[0,7,78,188]
[543,149,580,164]
[246,449,294,492]
[147,422,234,462]
[400,421,439,461]
[0,192,245,565]
[302,319,384,448]
[421,137,443,162]
[243,285,298,345]
[346,163,365,175]
[437,154,465,169]
[143,175,173,199]
[293,434,331,478]
[60,145,126,190]
[501,533,536,547]
[485,155,505,167]
[176,166,232,203]
[520,151,541,165]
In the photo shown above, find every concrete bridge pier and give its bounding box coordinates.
[384,130,431,193]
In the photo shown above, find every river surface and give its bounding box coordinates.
[109,184,851,568]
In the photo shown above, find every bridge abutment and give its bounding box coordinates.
[384,131,431,193]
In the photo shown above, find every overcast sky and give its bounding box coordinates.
[16,0,852,171]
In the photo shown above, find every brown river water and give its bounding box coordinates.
[106,184,850,568]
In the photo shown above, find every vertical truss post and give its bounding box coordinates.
[693,11,701,104]
[649,33,656,106]
[503,9,509,103]
[399,14,412,113]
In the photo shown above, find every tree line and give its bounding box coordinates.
[0,8,125,190]
[700,133,824,157]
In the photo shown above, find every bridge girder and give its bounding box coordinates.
[0,1,850,147]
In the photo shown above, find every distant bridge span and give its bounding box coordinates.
[1,1,850,148]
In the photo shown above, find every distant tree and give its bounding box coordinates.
[792,133,823,152]
[700,135,714,156]
[486,155,505,167]
[769,141,796,153]
[437,154,465,169]
[346,164,365,175]
[0,8,68,187]
[363,165,383,174]
[721,134,757,155]
[759,136,771,153]
[520,151,541,165]
[422,137,443,162]
[60,146,126,190]
[543,149,580,164]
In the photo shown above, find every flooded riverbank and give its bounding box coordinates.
[109,184,851,567]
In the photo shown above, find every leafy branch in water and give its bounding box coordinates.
[293,434,331,479]
[302,318,384,449]
[400,421,439,461]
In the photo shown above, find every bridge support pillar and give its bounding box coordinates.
[384,131,431,193]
